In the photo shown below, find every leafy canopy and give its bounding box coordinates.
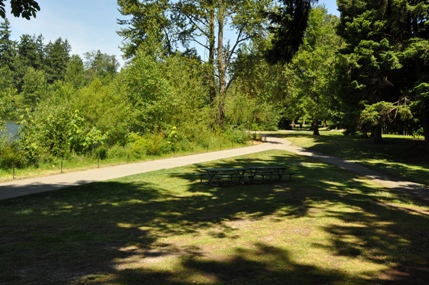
[0,0,40,19]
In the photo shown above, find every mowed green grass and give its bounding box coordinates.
[1,149,429,285]
[280,131,429,185]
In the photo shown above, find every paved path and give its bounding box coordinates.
[0,137,428,201]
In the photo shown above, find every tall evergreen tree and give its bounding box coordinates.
[44,37,71,84]
[265,0,318,64]
[337,0,429,146]
[0,18,15,68]
[65,54,85,89]
[14,34,44,91]
[17,34,44,68]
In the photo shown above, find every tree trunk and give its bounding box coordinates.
[373,124,383,144]
[312,119,320,136]
[208,7,216,104]
[311,79,320,136]
[216,1,226,126]
[422,104,429,151]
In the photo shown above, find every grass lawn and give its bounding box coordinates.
[1,149,429,284]
[276,131,429,185]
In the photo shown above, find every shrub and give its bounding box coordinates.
[146,132,166,156]
[95,146,108,160]
[0,144,27,169]
[225,128,250,144]
[125,132,147,159]
[107,144,129,159]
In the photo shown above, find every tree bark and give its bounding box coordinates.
[208,6,216,104]
[312,119,320,136]
[422,103,429,151]
[216,1,226,126]
[373,124,383,144]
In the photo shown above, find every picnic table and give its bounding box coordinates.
[201,167,248,186]
[200,166,291,186]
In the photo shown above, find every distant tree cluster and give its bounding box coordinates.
[0,18,119,119]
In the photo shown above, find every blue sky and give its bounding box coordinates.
[6,0,339,67]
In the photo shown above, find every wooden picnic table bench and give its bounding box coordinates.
[201,167,248,186]
[200,166,293,186]
[246,166,289,184]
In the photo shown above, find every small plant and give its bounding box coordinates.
[126,132,147,159]
[107,144,128,158]
[224,127,250,144]
[146,132,166,156]
[166,126,179,152]
[95,146,108,160]
[0,145,17,169]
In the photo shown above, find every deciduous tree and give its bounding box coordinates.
[83,50,119,84]
[117,0,271,126]
[289,6,341,135]
[0,0,40,19]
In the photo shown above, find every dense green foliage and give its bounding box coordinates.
[337,0,429,144]
[118,0,272,125]
[286,7,341,135]
[0,16,259,170]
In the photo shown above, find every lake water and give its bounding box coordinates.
[1,121,20,140]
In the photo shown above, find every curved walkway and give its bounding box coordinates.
[0,137,428,201]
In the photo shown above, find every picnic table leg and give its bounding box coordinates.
[251,170,264,184]
[207,172,219,186]
[275,168,286,180]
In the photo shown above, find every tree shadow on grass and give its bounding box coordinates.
[169,152,429,284]
[273,132,429,186]
[317,194,429,284]
[108,243,349,285]
[1,151,428,284]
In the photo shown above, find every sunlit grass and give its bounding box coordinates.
[1,150,428,284]
[277,131,429,185]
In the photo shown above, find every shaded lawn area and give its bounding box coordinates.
[1,150,429,285]
[276,131,429,185]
